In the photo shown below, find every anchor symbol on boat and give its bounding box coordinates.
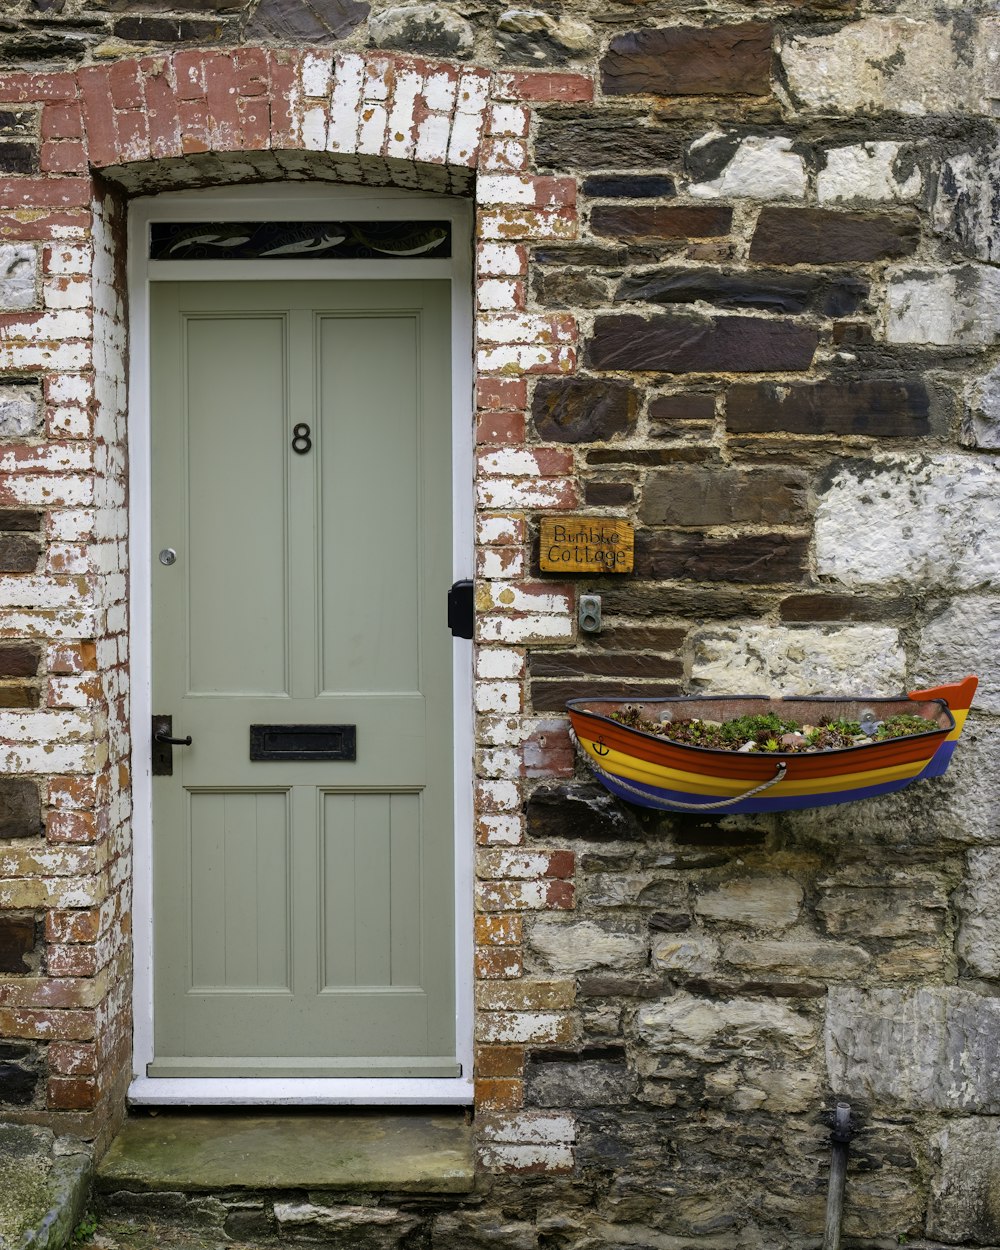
[593,737,610,757]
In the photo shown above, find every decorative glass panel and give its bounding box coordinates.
[149,220,451,261]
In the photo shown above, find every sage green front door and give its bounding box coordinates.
[149,280,457,1079]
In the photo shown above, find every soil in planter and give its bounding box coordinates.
[608,709,936,754]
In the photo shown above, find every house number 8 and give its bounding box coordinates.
[292,423,312,454]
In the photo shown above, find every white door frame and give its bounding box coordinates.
[127,183,475,1105]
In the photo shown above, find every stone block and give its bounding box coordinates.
[529,653,683,680]
[274,1203,419,1249]
[919,599,1000,714]
[640,467,809,526]
[0,385,41,438]
[637,991,816,1055]
[532,270,608,309]
[651,934,719,975]
[526,782,641,842]
[963,362,1000,448]
[432,1209,536,1250]
[637,531,809,583]
[727,378,929,437]
[818,142,921,205]
[722,938,870,977]
[591,205,732,241]
[887,264,1000,346]
[526,1048,637,1107]
[0,245,36,311]
[935,147,1000,265]
[687,135,806,200]
[584,481,633,506]
[780,17,997,116]
[694,877,803,929]
[112,16,226,40]
[817,867,950,940]
[826,987,1000,1111]
[957,849,1000,978]
[496,10,592,66]
[0,510,41,532]
[928,1119,1000,1244]
[531,377,639,443]
[816,456,1000,592]
[528,918,648,974]
[588,314,817,374]
[0,778,42,838]
[535,113,682,171]
[616,268,865,316]
[691,624,905,695]
[0,534,40,572]
[371,6,473,57]
[0,915,36,974]
[750,208,918,264]
[649,393,716,423]
[583,175,675,199]
[0,644,39,677]
[0,143,37,175]
[602,24,773,97]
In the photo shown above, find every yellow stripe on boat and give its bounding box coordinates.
[575,735,930,798]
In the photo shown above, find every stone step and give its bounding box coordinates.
[95,1109,477,1246]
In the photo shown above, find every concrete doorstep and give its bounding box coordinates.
[93,1110,476,1248]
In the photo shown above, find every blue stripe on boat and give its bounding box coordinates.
[918,741,956,779]
[597,773,923,815]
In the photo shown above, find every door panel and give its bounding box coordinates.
[150,280,456,1080]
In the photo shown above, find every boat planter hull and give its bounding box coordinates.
[566,677,978,815]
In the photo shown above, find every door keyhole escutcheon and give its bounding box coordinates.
[292,423,312,454]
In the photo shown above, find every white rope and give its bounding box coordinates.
[568,725,788,812]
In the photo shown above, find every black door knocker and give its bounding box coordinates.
[292,423,312,454]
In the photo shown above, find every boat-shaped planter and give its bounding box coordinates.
[566,676,978,815]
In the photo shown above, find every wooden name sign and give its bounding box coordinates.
[540,516,635,574]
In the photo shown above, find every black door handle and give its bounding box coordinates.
[152,715,190,776]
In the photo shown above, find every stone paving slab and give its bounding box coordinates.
[96,1111,474,1195]
[0,1123,92,1250]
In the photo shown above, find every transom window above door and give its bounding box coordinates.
[149,220,453,261]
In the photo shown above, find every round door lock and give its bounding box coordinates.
[159,548,177,566]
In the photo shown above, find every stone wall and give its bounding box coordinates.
[0,0,998,1243]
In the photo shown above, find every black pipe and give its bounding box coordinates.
[822,1102,853,1250]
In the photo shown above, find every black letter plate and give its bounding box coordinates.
[250,724,356,761]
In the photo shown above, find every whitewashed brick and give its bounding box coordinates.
[477,747,520,779]
[476,1010,571,1042]
[301,105,328,151]
[479,584,571,614]
[475,680,522,714]
[478,243,525,277]
[0,474,92,507]
[477,1143,575,1171]
[45,246,92,277]
[43,278,91,310]
[416,112,451,164]
[477,175,536,206]
[478,1113,576,1144]
[0,341,90,371]
[385,68,422,161]
[327,54,366,154]
[477,344,574,374]
[479,613,574,644]
[477,515,521,545]
[358,102,388,155]
[477,814,524,845]
[477,279,520,311]
[302,50,334,98]
[490,104,530,137]
[478,314,573,344]
[481,138,529,173]
[477,716,523,747]
[476,478,573,509]
[477,779,521,810]
[0,444,92,473]
[478,548,524,580]
[476,648,523,679]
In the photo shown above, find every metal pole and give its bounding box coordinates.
[822,1102,853,1250]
